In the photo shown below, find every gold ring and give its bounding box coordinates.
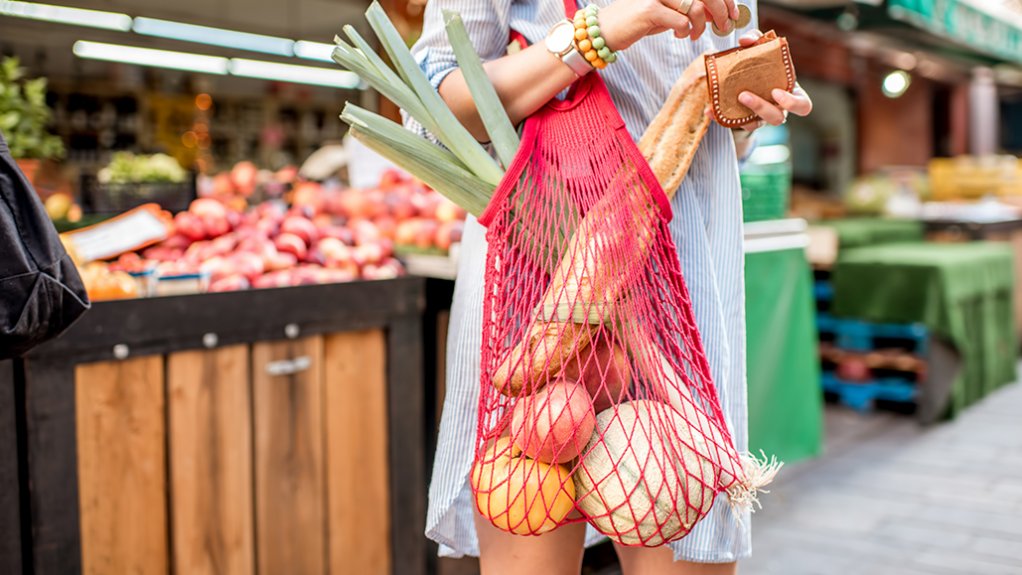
[677,0,694,15]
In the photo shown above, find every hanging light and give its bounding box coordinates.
[882,70,912,98]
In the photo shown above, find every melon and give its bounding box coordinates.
[510,380,596,464]
[561,337,632,412]
[471,437,575,535]
[574,400,719,546]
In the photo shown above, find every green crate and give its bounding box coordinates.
[740,167,791,222]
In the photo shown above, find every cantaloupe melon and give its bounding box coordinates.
[574,400,719,546]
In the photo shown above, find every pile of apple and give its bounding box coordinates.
[291,169,467,254]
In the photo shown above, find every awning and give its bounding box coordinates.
[887,0,1022,65]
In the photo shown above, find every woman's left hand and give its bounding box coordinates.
[733,30,813,130]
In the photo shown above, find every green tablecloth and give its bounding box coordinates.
[817,218,925,251]
[832,242,1017,416]
[746,247,822,462]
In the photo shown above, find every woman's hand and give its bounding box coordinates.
[734,30,813,129]
[600,0,739,51]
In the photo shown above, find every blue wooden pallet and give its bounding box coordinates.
[814,280,834,303]
[821,372,918,412]
[816,313,929,355]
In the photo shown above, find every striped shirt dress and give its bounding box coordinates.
[409,0,756,563]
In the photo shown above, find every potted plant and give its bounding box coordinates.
[0,57,64,183]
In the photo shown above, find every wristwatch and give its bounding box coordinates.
[545,20,592,77]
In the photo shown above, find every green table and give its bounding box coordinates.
[745,228,822,463]
[832,242,1017,418]
[817,218,925,251]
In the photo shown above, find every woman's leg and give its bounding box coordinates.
[613,544,737,575]
[474,511,587,575]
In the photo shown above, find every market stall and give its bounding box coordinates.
[744,220,822,463]
[832,242,1017,419]
[1,279,429,575]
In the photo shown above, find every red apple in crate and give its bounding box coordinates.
[379,168,406,190]
[209,234,238,257]
[231,161,258,197]
[230,252,265,281]
[354,243,385,267]
[350,219,382,245]
[199,256,231,281]
[387,192,416,220]
[162,233,193,250]
[174,211,207,241]
[265,251,298,272]
[377,258,404,279]
[435,198,463,223]
[209,275,250,293]
[275,165,298,184]
[317,237,350,263]
[292,181,324,214]
[275,233,308,261]
[319,225,355,245]
[312,213,333,230]
[252,271,292,289]
[212,173,235,197]
[416,220,439,249]
[201,214,231,239]
[305,247,328,266]
[395,219,418,246]
[373,215,397,240]
[281,216,318,245]
[435,222,457,251]
[189,198,227,219]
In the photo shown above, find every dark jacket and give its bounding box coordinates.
[0,131,89,359]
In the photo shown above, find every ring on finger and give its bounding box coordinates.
[677,0,694,15]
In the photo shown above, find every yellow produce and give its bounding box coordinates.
[471,437,575,535]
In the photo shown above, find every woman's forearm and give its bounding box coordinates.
[438,42,577,142]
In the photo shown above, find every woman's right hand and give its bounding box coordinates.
[599,0,739,51]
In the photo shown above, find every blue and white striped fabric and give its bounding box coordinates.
[408,0,756,563]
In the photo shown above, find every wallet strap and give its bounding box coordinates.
[706,36,796,129]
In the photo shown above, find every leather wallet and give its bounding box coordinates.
[704,31,797,128]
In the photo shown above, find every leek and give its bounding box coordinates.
[444,11,520,168]
[364,2,503,186]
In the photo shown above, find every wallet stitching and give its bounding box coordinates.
[707,38,797,129]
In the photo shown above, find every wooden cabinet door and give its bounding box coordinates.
[253,337,326,575]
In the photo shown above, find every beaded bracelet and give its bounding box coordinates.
[572,4,617,70]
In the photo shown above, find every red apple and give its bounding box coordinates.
[435,198,464,223]
[281,216,318,245]
[189,198,227,219]
[275,233,308,261]
[174,211,207,241]
[231,252,265,280]
[394,220,418,246]
[231,161,258,197]
[378,168,406,190]
[209,275,250,292]
[201,214,231,238]
[265,251,298,272]
[415,220,439,249]
[319,225,355,245]
[374,215,397,240]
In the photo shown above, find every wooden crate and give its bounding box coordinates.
[2,278,427,575]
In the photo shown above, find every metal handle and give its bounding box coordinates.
[265,355,312,376]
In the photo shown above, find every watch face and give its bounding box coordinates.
[545,21,574,54]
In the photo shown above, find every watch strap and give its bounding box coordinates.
[562,47,593,77]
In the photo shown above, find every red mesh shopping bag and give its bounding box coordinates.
[468,5,778,545]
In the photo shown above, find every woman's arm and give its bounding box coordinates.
[437,0,739,141]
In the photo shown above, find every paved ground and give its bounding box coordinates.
[740,382,1022,575]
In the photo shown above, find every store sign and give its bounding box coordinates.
[888,0,1022,64]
